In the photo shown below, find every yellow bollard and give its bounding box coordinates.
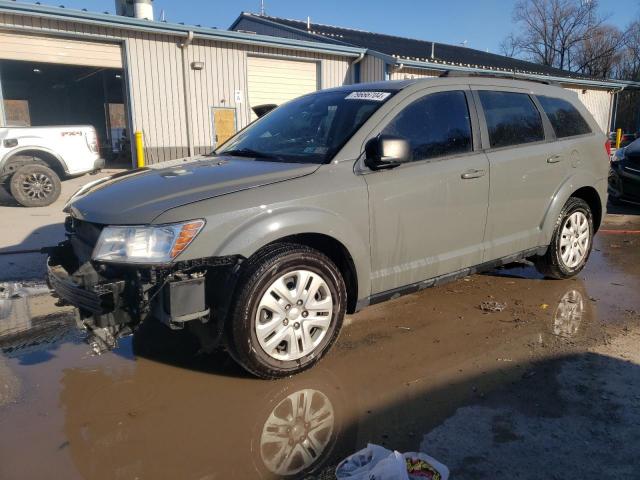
[615,128,622,149]
[134,131,145,168]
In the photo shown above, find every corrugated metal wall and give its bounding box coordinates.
[0,12,353,164]
[566,87,612,133]
[0,11,616,161]
[389,67,438,81]
[360,56,385,83]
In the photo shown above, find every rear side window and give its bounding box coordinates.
[381,90,472,162]
[537,95,592,138]
[478,91,544,148]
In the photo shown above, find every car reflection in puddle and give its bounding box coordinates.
[0,274,602,479]
[260,388,335,477]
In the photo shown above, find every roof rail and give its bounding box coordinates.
[438,70,561,87]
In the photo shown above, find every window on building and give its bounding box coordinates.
[537,95,592,138]
[478,91,544,148]
[381,90,472,162]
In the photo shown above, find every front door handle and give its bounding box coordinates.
[461,168,486,179]
[547,154,563,163]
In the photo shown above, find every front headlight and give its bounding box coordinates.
[92,220,205,264]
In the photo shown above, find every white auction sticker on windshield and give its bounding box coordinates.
[345,91,391,101]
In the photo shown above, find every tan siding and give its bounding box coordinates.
[565,87,612,133]
[360,55,385,83]
[389,67,439,81]
[0,31,122,67]
[0,13,358,163]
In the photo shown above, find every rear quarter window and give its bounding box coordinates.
[537,95,592,138]
[478,91,544,149]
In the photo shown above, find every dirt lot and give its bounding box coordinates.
[0,207,639,479]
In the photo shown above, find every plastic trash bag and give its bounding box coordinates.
[336,443,449,480]
[335,444,408,480]
[403,451,449,479]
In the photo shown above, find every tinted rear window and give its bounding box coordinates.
[381,90,472,162]
[537,95,592,138]
[478,91,544,149]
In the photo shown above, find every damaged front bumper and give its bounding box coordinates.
[46,240,236,353]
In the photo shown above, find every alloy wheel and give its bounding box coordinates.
[559,211,590,269]
[21,172,54,200]
[255,270,333,361]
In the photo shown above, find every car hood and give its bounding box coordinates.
[625,139,640,160]
[67,156,319,225]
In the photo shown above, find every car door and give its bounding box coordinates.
[472,87,565,261]
[362,87,490,295]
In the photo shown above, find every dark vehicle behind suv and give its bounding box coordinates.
[609,137,640,204]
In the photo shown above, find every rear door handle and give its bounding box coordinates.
[547,154,563,163]
[461,169,486,179]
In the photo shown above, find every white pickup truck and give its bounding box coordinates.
[0,126,104,207]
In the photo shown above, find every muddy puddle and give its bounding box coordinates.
[1,230,639,479]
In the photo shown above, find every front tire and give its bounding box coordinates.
[228,244,346,379]
[9,164,61,207]
[535,197,594,279]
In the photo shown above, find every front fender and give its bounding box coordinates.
[539,171,606,244]
[214,206,371,300]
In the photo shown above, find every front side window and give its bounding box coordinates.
[216,90,394,164]
[381,90,473,162]
[478,91,544,148]
[537,95,592,138]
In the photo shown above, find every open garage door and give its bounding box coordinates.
[247,56,318,120]
[0,32,122,69]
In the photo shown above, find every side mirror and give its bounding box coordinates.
[364,135,411,170]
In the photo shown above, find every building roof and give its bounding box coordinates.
[0,1,366,58]
[232,12,640,89]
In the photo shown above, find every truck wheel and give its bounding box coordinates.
[535,197,594,279]
[228,243,346,379]
[9,164,61,207]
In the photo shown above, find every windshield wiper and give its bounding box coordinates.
[220,148,281,160]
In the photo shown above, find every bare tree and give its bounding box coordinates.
[499,34,520,58]
[618,18,640,81]
[503,0,626,75]
[573,25,623,78]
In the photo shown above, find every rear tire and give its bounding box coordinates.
[9,164,61,207]
[535,197,594,279]
[227,243,346,379]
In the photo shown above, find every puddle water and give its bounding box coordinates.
[1,234,639,479]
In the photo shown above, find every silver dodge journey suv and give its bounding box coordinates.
[48,76,609,378]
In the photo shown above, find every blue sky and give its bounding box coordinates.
[20,0,640,54]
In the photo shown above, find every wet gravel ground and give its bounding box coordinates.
[0,208,639,479]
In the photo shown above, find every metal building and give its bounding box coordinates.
[0,1,364,166]
[0,1,638,169]
[231,12,640,135]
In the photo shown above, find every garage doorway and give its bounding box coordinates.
[247,56,319,121]
[0,59,129,168]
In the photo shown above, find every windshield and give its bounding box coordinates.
[216,90,395,163]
